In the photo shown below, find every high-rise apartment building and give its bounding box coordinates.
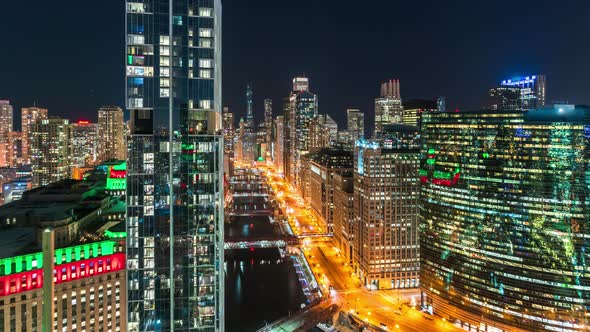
[420,106,590,332]
[353,139,420,290]
[70,120,98,168]
[324,114,338,145]
[21,106,48,164]
[0,102,16,167]
[0,240,126,331]
[31,118,71,187]
[0,100,13,133]
[346,109,365,145]
[125,1,224,330]
[97,106,125,162]
[500,74,546,110]
[374,79,403,138]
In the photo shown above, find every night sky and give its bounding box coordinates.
[1,0,589,131]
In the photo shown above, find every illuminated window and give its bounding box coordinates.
[199,8,213,17]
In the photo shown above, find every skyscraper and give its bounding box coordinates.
[346,109,365,144]
[21,106,48,164]
[0,101,13,167]
[487,86,521,111]
[70,120,99,168]
[353,137,420,290]
[0,100,13,133]
[286,77,318,190]
[98,106,125,162]
[274,115,284,174]
[374,79,403,138]
[223,108,234,156]
[264,98,273,145]
[242,84,256,163]
[401,98,438,127]
[125,1,224,330]
[31,118,71,187]
[500,74,546,110]
[420,106,589,332]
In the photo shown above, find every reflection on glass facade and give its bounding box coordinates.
[125,1,223,331]
[420,107,590,332]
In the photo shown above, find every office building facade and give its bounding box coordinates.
[420,107,589,332]
[346,109,365,144]
[500,74,546,110]
[125,1,224,330]
[353,140,420,290]
[374,79,403,138]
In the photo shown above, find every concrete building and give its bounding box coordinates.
[0,239,126,332]
[21,106,48,164]
[308,149,353,233]
[353,139,420,290]
[97,106,125,162]
[332,171,354,264]
[31,118,71,187]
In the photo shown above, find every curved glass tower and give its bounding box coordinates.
[420,107,590,332]
[125,1,224,331]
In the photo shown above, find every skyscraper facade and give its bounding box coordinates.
[70,120,98,168]
[346,109,365,144]
[31,118,71,187]
[242,84,256,163]
[287,77,318,190]
[125,1,224,330]
[487,86,521,111]
[401,98,438,127]
[420,106,590,332]
[21,106,48,164]
[274,115,284,174]
[264,98,273,145]
[353,139,420,290]
[222,108,234,156]
[500,74,546,110]
[0,101,14,167]
[98,106,125,162]
[374,79,403,138]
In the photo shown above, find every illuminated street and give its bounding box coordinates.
[249,163,461,332]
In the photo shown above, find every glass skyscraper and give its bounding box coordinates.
[420,106,590,332]
[125,1,223,331]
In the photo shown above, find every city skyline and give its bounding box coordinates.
[1,1,590,130]
[1,1,590,331]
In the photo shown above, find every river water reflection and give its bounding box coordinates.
[225,216,307,331]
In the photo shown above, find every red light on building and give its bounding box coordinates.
[78,120,90,125]
[0,253,125,298]
[109,167,127,178]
